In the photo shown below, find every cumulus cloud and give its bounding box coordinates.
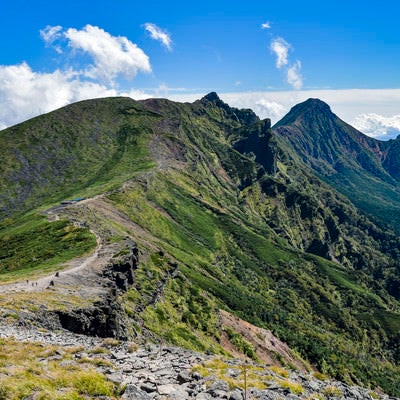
[144,23,172,51]
[0,24,153,129]
[65,24,151,81]
[0,61,152,129]
[0,62,119,128]
[261,21,271,29]
[287,61,303,90]
[269,37,303,90]
[255,99,287,121]
[352,113,400,140]
[270,37,290,68]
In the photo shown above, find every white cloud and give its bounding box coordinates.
[65,24,151,81]
[255,99,287,121]
[270,37,290,68]
[0,24,154,130]
[352,113,400,140]
[40,25,63,44]
[261,21,271,29]
[40,25,63,53]
[0,61,153,129]
[0,62,120,128]
[269,37,303,89]
[287,60,303,90]
[144,23,172,51]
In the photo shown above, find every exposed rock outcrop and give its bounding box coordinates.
[54,243,139,339]
[55,292,125,338]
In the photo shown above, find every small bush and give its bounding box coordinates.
[313,371,328,381]
[127,341,139,353]
[72,371,115,396]
[322,385,342,398]
[102,338,120,347]
[0,385,10,400]
[89,346,109,354]
[276,379,304,395]
[225,327,258,361]
[270,365,289,378]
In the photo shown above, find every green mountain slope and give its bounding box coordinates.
[2,94,400,394]
[382,138,400,180]
[0,97,155,217]
[274,98,400,230]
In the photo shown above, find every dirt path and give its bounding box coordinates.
[0,230,109,294]
[0,190,147,296]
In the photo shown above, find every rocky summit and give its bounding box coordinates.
[1,93,400,398]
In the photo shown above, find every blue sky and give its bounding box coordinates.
[2,0,400,138]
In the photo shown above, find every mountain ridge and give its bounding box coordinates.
[2,93,400,395]
[274,97,400,230]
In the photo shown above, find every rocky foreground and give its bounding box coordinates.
[1,324,397,400]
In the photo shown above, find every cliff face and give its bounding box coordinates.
[1,239,139,339]
[55,245,139,338]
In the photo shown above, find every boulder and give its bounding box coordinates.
[121,384,151,400]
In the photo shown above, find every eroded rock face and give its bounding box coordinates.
[55,293,123,338]
[54,243,139,339]
[103,245,139,290]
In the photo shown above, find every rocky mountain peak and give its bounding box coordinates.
[198,91,260,125]
[199,91,229,110]
[274,98,334,128]
[201,91,222,103]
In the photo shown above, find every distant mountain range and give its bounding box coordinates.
[1,93,400,395]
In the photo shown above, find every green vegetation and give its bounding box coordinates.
[224,327,258,361]
[322,385,342,398]
[269,365,289,378]
[276,379,304,395]
[192,358,269,391]
[110,162,400,395]
[0,291,98,315]
[0,337,120,399]
[124,250,225,353]
[3,94,400,396]
[0,97,155,216]
[0,214,96,281]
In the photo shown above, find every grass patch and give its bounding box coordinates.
[322,385,342,398]
[276,379,304,395]
[192,358,269,391]
[0,291,97,313]
[0,337,120,399]
[0,214,96,281]
[270,365,289,378]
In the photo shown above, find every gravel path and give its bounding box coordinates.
[0,230,106,294]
